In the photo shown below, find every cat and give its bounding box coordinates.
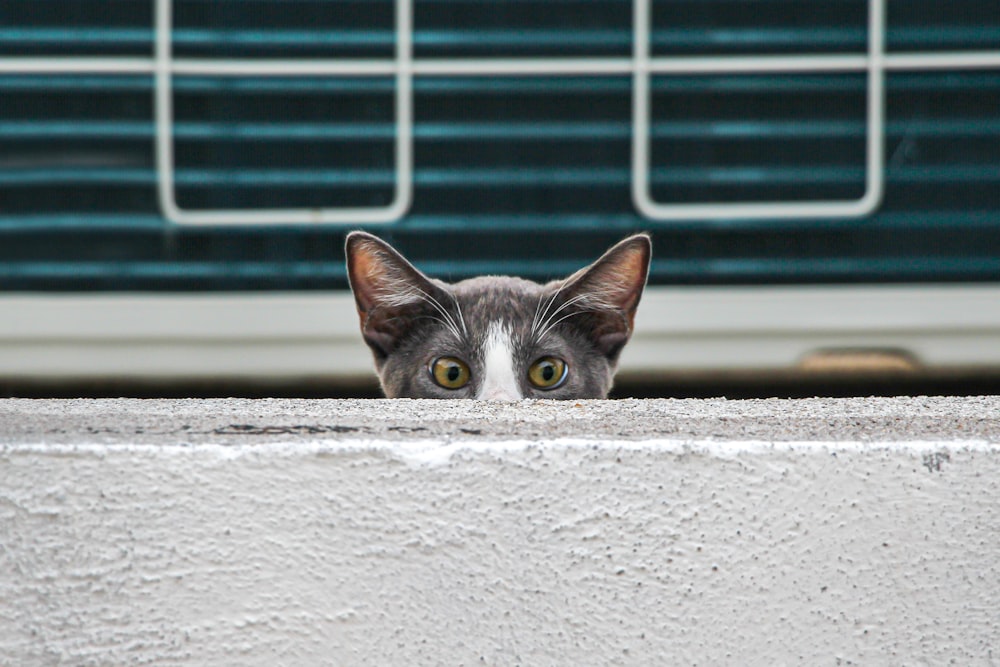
[344,232,651,400]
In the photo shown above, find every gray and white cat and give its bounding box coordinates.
[345,232,651,399]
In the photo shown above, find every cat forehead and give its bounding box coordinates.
[451,276,549,313]
[444,275,557,340]
[451,275,548,297]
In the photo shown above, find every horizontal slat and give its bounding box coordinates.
[4,118,999,140]
[3,210,998,233]
[4,29,1000,56]
[0,262,346,280]
[4,165,1000,188]
[3,256,1000,284]
[4,32,1000,57]
[5,70,1000,91]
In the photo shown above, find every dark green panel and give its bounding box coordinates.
[0,0,999,290]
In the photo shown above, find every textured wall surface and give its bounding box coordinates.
[2,398,999,665]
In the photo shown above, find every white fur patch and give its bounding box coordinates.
[476,321,522,401]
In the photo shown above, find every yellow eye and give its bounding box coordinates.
[430,357,471,389]
[528,357,567,389]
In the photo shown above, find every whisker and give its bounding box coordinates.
[529,293,544,339]
[410,287,464,342]
[530,283,561,339]
[413,314,458,334]
[531,283,568,343]
[536,308,587,343]
[447,290,469,338]
[542,292,590,323]
[533,292,592,343]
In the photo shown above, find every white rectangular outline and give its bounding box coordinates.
[632,0,886,221]
[153,0,413,226]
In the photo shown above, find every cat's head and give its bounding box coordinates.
[345,232,651,399]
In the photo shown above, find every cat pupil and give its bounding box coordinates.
[447,366,460,382]
[542,365,554,381]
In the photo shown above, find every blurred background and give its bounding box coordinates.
[1,0,999,398]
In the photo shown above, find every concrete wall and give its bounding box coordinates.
[2,398,999,665]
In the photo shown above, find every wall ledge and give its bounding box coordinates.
[2,398,999,665]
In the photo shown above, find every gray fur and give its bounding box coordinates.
[345,233,651,399]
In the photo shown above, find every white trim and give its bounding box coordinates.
[0,293,373,381]
[153,0,414,226]
[1,286,999,382]
[631,0,885,222]
[622,285,1000,374]
[4,51,1000,77]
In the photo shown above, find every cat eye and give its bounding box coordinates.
[527,357,568,389]
[430,356,471,390]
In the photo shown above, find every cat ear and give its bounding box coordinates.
[345,231,443,361]
[556,233,651,360]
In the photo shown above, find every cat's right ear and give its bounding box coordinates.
[345,232,440,360]
[554,233,651,361]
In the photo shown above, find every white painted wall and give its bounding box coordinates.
[3,285,1000,383]
[2,436,998,665]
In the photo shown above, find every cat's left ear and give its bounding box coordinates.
[345,231,446,362]
[557,233,652,360]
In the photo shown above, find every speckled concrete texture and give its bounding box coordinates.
[3,395,1000,444]
[1,398,999,665]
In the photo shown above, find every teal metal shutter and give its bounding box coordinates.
[0,0,998,289]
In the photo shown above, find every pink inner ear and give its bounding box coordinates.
[605,244,649,309]
[347,245,380,314]
[347,236,414,316]
[573,237,650,317]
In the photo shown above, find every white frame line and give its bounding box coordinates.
[153,0,412,226]
[632,0,884,221]
[4,51,1000,76]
